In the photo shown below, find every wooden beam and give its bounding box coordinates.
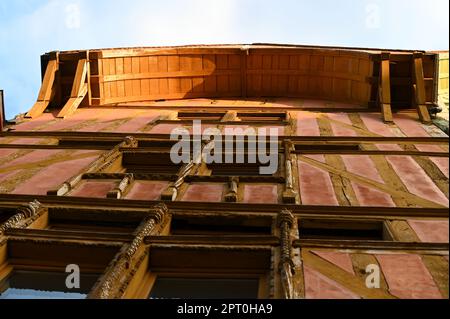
[379,53,393,123]
[57,59,88,118]
[413,53,432,123]
[26,59,58,118]
[0,90,4,132]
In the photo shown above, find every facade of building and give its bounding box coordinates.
[437,51,449,120]
[0,44,448,299]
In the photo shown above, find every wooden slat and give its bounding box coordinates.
[26,60,58,118]
[379,53,393,123]
[413,53,432,123]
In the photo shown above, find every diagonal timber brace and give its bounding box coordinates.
[57,59,88,119]
[26,59,58,118]
[412,53,432,124]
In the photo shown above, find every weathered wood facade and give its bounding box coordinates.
[0,44,448,299]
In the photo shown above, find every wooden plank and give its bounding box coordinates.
[413,53,432,123]
[380,53,393,123]
[57,59,88,118]
[26,60,58,118]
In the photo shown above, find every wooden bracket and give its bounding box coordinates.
[412,53,432,124]
[26,59,58,118]
[379,53,393,123]
[57,59,88,119]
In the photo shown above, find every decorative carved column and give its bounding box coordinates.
[88,203,169,299]
[161,139,205,201]
[0,200,44,235]
[282,141,299,204]
[277,209,296,299]
[107,173,134,199]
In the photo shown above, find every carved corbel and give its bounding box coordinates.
[0,200,44,235]
[224,177,239,202]
[277,209,296,299]
[88,204,169,299]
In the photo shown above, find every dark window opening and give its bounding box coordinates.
[0,209,15,225]
[177,112,226,121]
[236,112,287,122]
[299,219,392,241]
[0,271,99,299]
[171,217,272,236]
[149,277,259,299]
[122,151,182,175]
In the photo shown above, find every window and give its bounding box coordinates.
[149,277,259,299]
[170,216,272,236]
[147,248,271,299]
[298,219,393,241]
[0,270,98,299]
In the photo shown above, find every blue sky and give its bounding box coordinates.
[0,0,449,119]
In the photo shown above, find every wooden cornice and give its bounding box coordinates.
[0,195,447,219]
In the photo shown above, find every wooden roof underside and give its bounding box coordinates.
[26,45,439,123]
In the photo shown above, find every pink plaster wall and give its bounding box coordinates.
[181,183,224,202]
[408,220,449,243]
[108,110,158,133]
[13,113,56,131]
[328,113,358,137]
[376,254,442,299]
[242,184,279,204]
[298,161,338,205]
[312,251,355,275]
[125,181,169,200]
[351,182,395,207]
[394,114,430,137]
[386,156,448,207]
[11,155,99,195]
[0,150,63,170]
[303,265,360,299]
[295,112,320,136]
[360,113,395,137]
[69,180,116,198]
[341,155,395,206]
